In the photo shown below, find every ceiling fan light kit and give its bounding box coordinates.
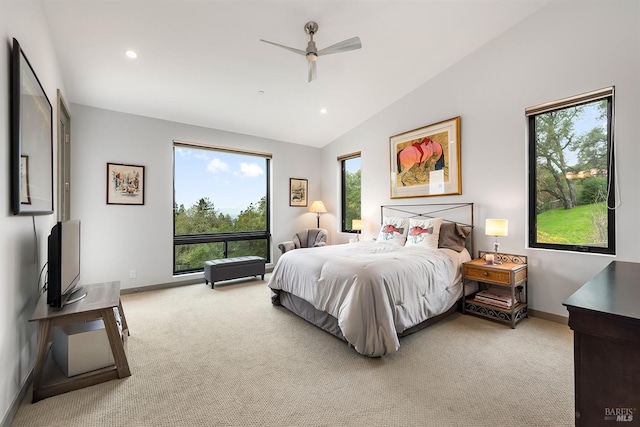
[260,21,361,82]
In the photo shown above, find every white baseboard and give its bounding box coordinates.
[1,368,32,427]
[120,269,272,295]
[529,309,568,325]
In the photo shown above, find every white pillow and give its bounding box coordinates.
[405,217,443,248]
[376,216,409,246]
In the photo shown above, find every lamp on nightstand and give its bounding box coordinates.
[309,200,327,228]
[485,219,508,264]
[352,219,364,241]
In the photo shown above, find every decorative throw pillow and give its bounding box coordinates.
[405,217,443,249]
[376,216,409,246]
[438,222,471,252]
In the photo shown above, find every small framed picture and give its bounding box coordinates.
[289,178,308,207]
[107,163,145,205]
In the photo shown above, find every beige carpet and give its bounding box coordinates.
[12,275,574,426]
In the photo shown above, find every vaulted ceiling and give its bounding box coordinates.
[42,0,550,147]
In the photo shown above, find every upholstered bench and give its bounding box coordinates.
[204,256,266,289]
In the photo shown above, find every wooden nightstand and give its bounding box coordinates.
[462,252,528,328]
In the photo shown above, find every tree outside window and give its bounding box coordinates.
[173,144,270,273]
[527,88,615,255]
[341,154,361,232]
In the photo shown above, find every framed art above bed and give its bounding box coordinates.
[390,116,461,199]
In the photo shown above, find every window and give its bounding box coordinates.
[340,152,361,232]
[527,87,615,255]
[173,141,271,274]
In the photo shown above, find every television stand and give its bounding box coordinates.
[64,285,88,306]
[29,281,131,402]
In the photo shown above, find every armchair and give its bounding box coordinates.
[278,228,328,254]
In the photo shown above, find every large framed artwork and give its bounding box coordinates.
[289,178,308,207]
[11,38,53,215]
[107,163,145,205]
[390,116,461,199]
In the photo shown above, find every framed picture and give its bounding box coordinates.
[11,38,53,215]
[289,178,308,207]
[107,163,145,205]
[390,116,461,199]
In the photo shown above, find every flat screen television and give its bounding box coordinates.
[47,219,85,308]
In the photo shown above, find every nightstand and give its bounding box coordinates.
[462,252,528,328]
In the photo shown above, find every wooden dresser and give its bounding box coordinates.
[563,261,640,426]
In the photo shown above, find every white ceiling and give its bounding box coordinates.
[42,0,550,148]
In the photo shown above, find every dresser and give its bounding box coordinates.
[563,261,640,426]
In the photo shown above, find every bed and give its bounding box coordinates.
[268,203,475,357]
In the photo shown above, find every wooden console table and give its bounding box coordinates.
[29,281,131,402]
[563,261,640,426]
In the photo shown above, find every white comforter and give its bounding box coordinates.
[268,241,469,357]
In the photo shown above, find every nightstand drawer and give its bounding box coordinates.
[463,265,511,285]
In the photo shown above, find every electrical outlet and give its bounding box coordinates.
[129,270,136,279]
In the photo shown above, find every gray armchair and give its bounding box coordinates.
[278,228,328,254]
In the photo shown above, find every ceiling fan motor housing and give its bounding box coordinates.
[306,41,318,61]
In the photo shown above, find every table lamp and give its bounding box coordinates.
[485,219,508,264]
[352,219,364,241]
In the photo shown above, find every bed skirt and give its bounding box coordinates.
[271,289,460,344]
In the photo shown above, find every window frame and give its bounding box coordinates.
[172,141,271,274]
[526,87,616,255]
[339,152,361,233]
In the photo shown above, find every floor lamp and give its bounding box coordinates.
[309,200,327,228]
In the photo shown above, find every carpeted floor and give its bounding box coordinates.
[11,275,574,426]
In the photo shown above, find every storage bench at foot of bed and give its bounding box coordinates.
[204,256,265,289]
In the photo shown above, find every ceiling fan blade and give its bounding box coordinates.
[317,37,362,56]
[308,61,317,82]
[259,39,306,56]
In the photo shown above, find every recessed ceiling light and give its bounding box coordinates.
[124,49,137,59]
[320,108,327,114]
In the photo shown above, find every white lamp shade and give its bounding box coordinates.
[309,200,327,213]
[485,219,508,237]
[352,219,364,231]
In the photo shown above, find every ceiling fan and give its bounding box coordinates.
[260,21,362,82]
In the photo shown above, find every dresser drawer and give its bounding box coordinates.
[463,265,511,285]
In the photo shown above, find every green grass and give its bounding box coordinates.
[537,203,607,245]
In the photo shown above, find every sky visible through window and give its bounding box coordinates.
[174,147,266,218]
[346,156,361,173]
[564,102,604,165]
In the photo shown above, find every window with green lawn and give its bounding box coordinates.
[173,142,271,274]
[527,87,615,255]
[340,152,361,233]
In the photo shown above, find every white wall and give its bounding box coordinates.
[321,0,640,317]
[0,1,67,424]
[70,105,322,290]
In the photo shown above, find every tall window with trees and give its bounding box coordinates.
[173,142,271,274]
[340,153,361,233]
[527,87,615,255]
